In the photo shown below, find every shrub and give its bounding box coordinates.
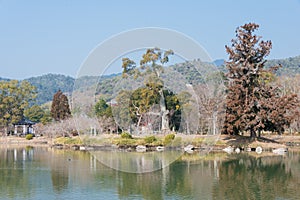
[25,134,33,140]
[121,132,133,139]
[172,137,182,147]
[163,133,175,146]
[144,136,157,144]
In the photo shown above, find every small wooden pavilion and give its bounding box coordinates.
[13,118,36,136]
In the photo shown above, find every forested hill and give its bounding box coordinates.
[25,74,75,105]
[214,55,300,75]
[0,55,299,105]
[0,77,10,81]
[265,55,300,75]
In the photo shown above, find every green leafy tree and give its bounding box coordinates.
[50,90,71,121]
[94,99,112,118]
[0,80,36,133]
[24,105,45,123]
[26,73,74,105]
[115,90,132,132]
[94,99,117,133]
[40,110,52,125]
[127,85,181,131]
[122,48,174,132]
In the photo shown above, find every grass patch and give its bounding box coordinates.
[112,138,138,146]
[163,133,176,146]
[54,136,83,145]
[81,136,112,146]
[144,136,157,144]
[121,132,133,139]
[172,137,182,147]
[215,139,226,146]
[191,137,205,146]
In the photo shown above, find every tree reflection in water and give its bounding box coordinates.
[212,154,300,200]
[0,147,300,200]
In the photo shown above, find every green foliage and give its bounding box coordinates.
[50,90,71,121]
[24,105,45,123]
[121,132,133,139]
[95,76,121,96]
[25,134,33,140]
[54,136,83,145]
[163,133,175,145]
[121,48,175,132]
[94,99,112,118]
[122,48,174,79]
[164,90,182,130]
[0,80,36,127]
[123,86,181,130]
[129,86,160,123]
[144,135,157,144]
[113,138,137,146]
[40,111,52,125]
[25,74,74,105]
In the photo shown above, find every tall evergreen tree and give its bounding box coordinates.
[51,90,71,121]
[222,23,299,138]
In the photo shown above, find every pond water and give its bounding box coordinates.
[0,146,299,200]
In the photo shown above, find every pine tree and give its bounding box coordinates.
[51,90,71,121]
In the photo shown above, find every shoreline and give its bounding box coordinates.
[1,134,300,153]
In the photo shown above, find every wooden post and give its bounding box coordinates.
[23,125,26,134]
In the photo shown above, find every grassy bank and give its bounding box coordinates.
[2,133,300,152]
[51,133,227,149]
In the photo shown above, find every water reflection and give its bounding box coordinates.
[91,150,182,173]
[0,147,299,200]
[213,154,300,200]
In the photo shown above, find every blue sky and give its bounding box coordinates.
[1,0,300,79]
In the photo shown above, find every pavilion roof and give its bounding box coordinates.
[13,118,36,125]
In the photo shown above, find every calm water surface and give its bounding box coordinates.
[0,146,299,200]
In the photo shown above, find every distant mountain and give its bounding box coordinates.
[213,59,225,67]
[265,55,300,75]
[1,55,299,105]
[0,77,10,81]
[27,73,120,105]
[212,56,300,75]
[25,74,75,105]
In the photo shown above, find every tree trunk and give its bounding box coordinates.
[212,112,217,135]
[159,90,170,132]
[137,115,142,132]
[186,121,190,135]
[250,129,257,139]
[4,126,8,136]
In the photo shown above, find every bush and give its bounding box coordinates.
[25,134,33,140]
[54,136,83,145]
[144,136,157,144]
[113,138,136,146]
[172,137,182,147]
[163,133,175,146]
[121,132,133,139]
